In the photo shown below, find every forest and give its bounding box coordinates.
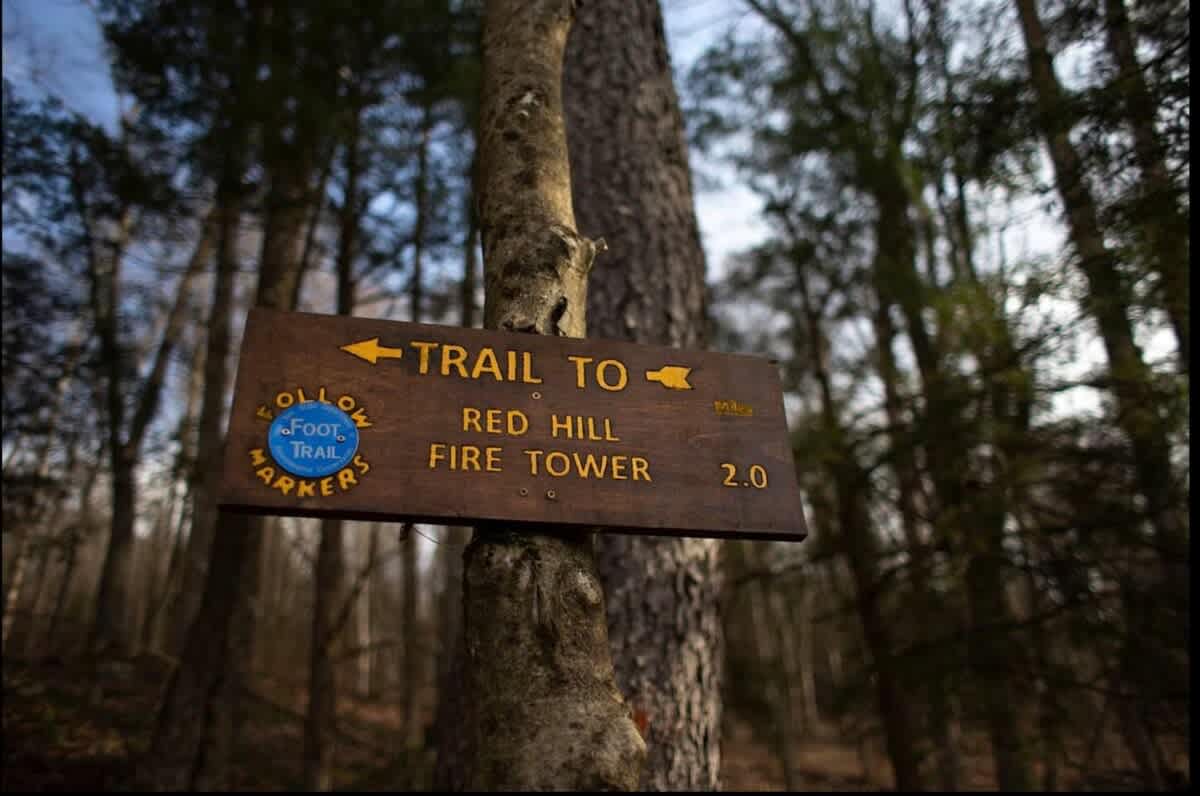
[1,0,1189,791]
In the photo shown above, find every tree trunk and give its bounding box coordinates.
[82,200,135,657]
[871,294,961,791]
[410,106,432,324]
[460,152,480,329]
[448,1,645,789]
[1013,0,1186,607]
[795,261,926,792]
[305,518,344,791]
[305,122,360,789]
[402,526,422,749]
[563,1,720,788]
[90,208,213,657]
[167,201,241,656]
[140,153,253,782]
[1101,0,1189,369]
[3,535,30,647]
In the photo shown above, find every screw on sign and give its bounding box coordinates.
[220,308,809,542]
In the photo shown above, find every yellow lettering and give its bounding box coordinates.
[596,359,628,391]
[631,457,651,481]
[256,465,276,485]
[524,449,544,474]
[337,394,356,411]
[275,391,294,409]
[545,451,570,477]
[320,477,335,496]
[472,347,503,380]
[353,454,370,475]
[296,387,309,402]
[460,446,481,471]
[522,351,543,384]
[550,414,572,438]
[463,407,482,432]
[274,475,295,495]
[611,455,628,480]
[411,341,439,373]
[351,406,372,429]
[508,410,529,436]
[297,480,316,497]
[337,467,358,491]
[484,409,501,434]
[603,418,620,441]
[256,405,274,421]
[485,447,502,472]
[429,443,447,469]
[318,386,331,403]
[442,344,469,377]
[568,355,592,388]
[250,448,268,466]
[572,452,607,479]
[506,350,518,381]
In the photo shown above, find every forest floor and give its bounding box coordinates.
[1,654,1188,791]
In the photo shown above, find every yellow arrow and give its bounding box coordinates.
[340,337,404,365]
[645,365,693,390]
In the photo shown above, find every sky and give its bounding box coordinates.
[1,0,771,275]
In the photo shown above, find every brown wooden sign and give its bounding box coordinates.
[218,308,807,541]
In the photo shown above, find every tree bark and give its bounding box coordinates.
[89,207,214,657]
[167,201,241,657]
[1101,0,1189,369]
[1014,0,1186,602]
[449,1,645,789]
[402,526,422,749]
[563,1,721,788]
[140,162,252,788]
[305,518,343,791]
[796,256,927,792]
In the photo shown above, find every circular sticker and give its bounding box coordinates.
[268,401,360,478]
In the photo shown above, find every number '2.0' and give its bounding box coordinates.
[721,463,768,488]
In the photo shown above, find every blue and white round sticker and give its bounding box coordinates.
[268,402,360,479]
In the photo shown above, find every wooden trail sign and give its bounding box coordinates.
[219,308,808,541]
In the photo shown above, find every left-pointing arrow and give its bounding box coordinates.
[340,337,404,365]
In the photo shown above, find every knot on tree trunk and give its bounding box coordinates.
[486,223,599,336]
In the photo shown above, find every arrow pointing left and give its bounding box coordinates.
[340,337,404,365]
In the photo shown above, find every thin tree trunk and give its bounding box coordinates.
[402,526,421,749]
[1013,0,1187,616]
[305,114,360,790]
[460,152,479,329]
[3,537,31,647]
[140,52,263,778]
[795,262,926,792]
[1101,0,1189,369]
[410,106,432,324]
[563,1,720,788]
[90,208,213,657]
[448,1,645,789]
[305,518,344,791]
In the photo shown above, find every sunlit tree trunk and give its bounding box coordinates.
[448,1,646,789]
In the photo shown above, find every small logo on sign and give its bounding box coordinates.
[268,402,360,478]
[248,386,372,498]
